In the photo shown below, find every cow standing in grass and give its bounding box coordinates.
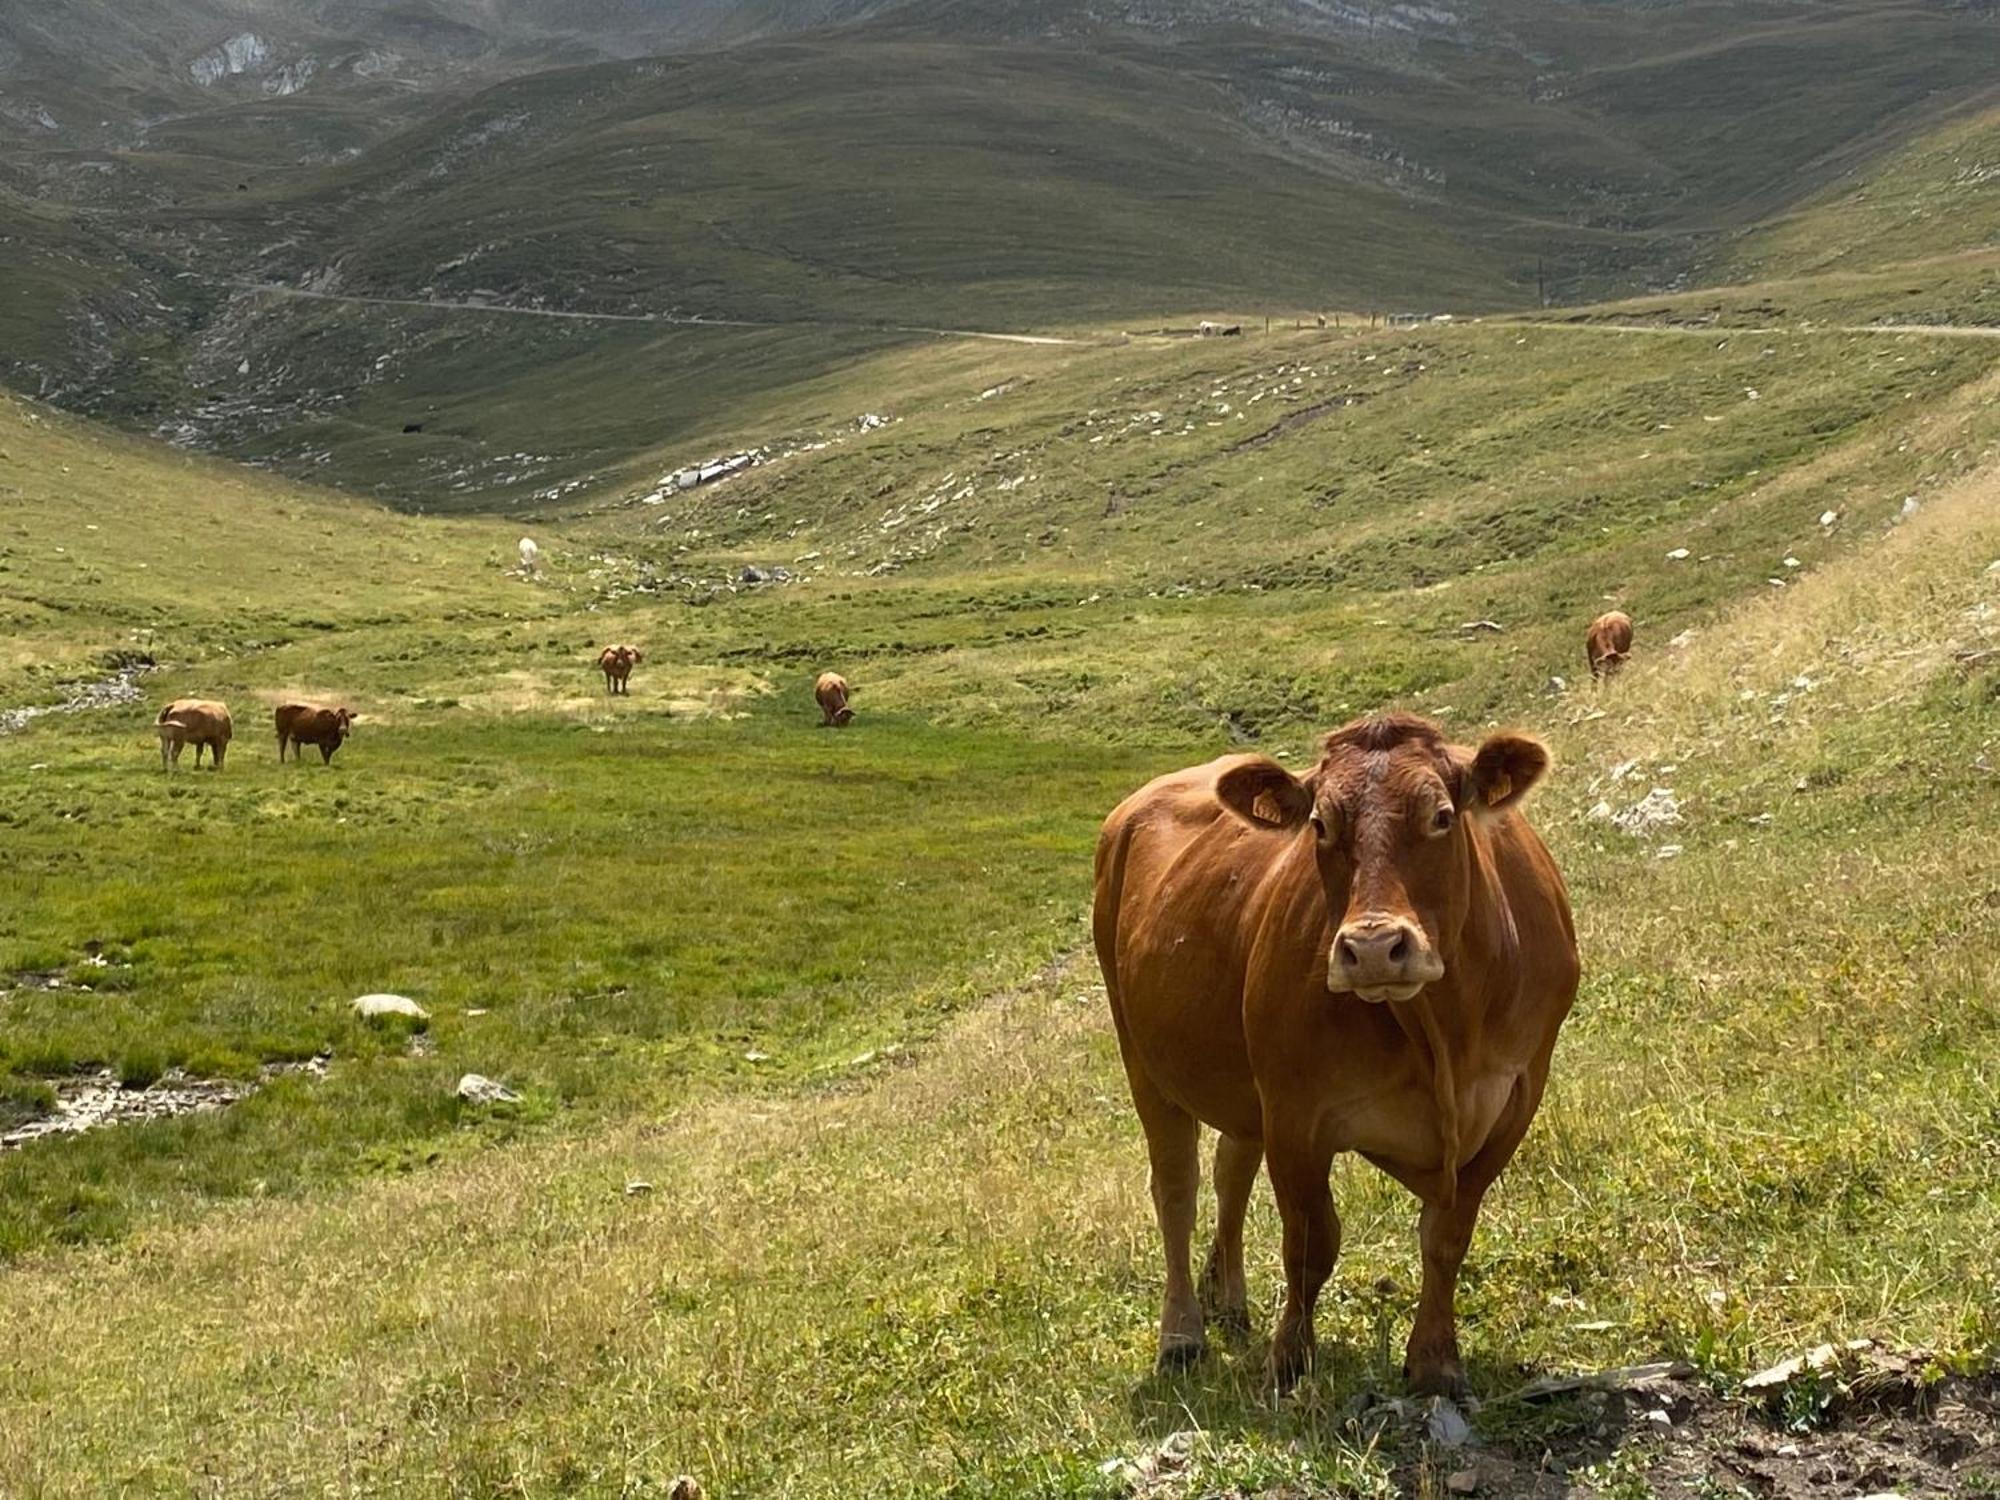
[598,645,642,695]
[1586,611,1634,679]
[276,703,354,764]
[815,671,854,727]
[1093,713,1579,1396]
[157,699,233,771]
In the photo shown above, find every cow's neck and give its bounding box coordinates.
[1385,825,1523,1203]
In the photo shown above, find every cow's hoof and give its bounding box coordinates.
[1266,1341,1313,1395]
[1155,1336,1207,1374]
[1404,1358,1468,1400]
[1208,1305,1252,1345]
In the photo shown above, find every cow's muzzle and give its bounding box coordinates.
[1328,915,1444,1003]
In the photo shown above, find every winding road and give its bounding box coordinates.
[227,282,1087,346]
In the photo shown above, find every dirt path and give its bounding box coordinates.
[1509,318,2000,340]
[226,282,1087,346]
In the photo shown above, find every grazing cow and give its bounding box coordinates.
[814,671,854,727]
[156,699,233,770]
[1586,611,1634,679]
[275,703,354,764]
[518,537,541,577]
[598,644,642,695]
[1093,713,1579,1396]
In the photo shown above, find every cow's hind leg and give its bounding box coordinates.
[1265,1122,1339,1393]
[1127,1070,1206,1371]
[1199,1133,1261,1341]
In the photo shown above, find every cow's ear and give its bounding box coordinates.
[1465,732,1550,815]
[1215,757,1313,830]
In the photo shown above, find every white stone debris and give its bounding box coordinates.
[1611,787,1682,838]
[351,993,428,1022]
[1426,1397,1473,1446]
[456,1074,520,1105]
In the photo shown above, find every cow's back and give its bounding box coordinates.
[162,699,231,740]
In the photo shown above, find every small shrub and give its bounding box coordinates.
[0,1076,57,1131]
[117,1046,168,1091]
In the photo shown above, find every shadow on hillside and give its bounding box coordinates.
[1125,1336,1636,1493]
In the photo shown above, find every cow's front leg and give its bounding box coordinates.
[1406,1194,1483,1398]
[1406,1080,1540,1397]
[1265,1124,1338,1393]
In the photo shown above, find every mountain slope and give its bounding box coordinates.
[3,0,1996,506]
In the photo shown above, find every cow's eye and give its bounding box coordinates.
[1431,806,1455,835]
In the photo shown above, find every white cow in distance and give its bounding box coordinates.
[518,537,541,577]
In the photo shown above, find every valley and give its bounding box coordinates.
[3,3,2000,1494]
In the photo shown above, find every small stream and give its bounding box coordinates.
[0,659,156,736]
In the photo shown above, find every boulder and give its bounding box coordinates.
[352,993,428,1023]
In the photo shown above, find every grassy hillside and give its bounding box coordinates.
[2,296,1999,1493]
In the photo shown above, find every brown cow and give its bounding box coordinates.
[814,671,854,727]
[1586,611,1633,679]
[1093,713,1578,1396]
[276,703,354,764]
[156,699,232,771]
[598,644,643,695]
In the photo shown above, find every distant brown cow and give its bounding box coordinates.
[157,699,233,771]
[598,644,642,695]
[1586,611,1634,679]
[276,703,354,764]
[1094,713,1579,1396]
[814,671,854,727]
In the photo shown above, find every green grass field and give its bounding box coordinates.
[5,174,2000,1492]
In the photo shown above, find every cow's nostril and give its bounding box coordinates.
[1336,938,1359,969]
[1388,934,1409,964]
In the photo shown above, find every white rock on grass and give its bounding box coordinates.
[352,993,428,1022]
[1612,787,1683,838]
[1426,1397,1473,1446]
[456,1074,520,1105]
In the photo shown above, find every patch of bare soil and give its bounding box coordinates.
[1404,1354,2000,1498]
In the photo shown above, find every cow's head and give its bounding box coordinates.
[1598,649,1629,676]
[1215,714,1548,1003]
[335,708,355,739]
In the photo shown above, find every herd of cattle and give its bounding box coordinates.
[142,605,1645,1398]
[150,654,865,771]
